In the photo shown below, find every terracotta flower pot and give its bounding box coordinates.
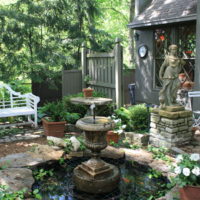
[106,130,119,144]
[82,88,94,97]
[182,81,194,90]
[179,73,186,82]
[179,186,200,200]
[42,118,66,138]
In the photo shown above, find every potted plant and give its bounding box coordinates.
[179,73,186,83]
[82,87,94,97]
[181,81,194,91]
[106,115,126,144]
[171,153,200,200]
[40,101,66,138]
[83,75,94,97]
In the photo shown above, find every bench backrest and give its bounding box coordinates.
[0,83,28,109]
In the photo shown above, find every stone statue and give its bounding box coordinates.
[159,44,185,108]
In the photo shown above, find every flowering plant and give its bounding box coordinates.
[108,115,126,135]
[172,153,200,187]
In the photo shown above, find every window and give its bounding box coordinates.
[154,28,172,88]
[178,24,196,82]
[154,24,196,89]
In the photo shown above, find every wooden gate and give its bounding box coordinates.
[82,38,123,108]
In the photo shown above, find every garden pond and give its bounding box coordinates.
[33,157,170,200]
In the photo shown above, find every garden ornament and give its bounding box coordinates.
[159,44,186,108]
[70,136,80,152]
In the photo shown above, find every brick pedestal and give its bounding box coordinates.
[149,106,193,148]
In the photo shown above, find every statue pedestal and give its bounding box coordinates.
[149,106,193,148]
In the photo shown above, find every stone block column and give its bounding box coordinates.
[149,106,193,148]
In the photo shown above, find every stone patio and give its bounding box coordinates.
[0,125,200,199]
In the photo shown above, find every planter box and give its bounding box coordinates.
[124,132,149,146]
[106,130,119,144]
[179,186,200,200]
[42,118,66,138]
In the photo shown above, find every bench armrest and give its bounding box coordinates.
[24,93,40,109]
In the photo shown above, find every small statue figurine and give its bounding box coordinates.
[159,44,185,108]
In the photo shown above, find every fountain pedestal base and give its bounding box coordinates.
[73,158,120,194]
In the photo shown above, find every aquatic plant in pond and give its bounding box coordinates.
[33,158,170,200]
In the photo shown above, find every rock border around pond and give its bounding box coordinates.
[0,143,178,200]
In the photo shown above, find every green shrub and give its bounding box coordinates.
[63,93,87,118]
[97,103,115,116]
[9,80,31,94]
[114,107,131,130]
[128,104,149,132]
[65,112,81,124]
[92,90,106,97]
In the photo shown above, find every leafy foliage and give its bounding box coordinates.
[0,184,42,200]
[128,104,149,132]
[63,93,87,118]
[147,145,171,163]
[0,127,24,138]
[39,101,66,121]
[65,112,81,124]
[33,168,54,181]
[0,0,113,84]
[114,107,131,130]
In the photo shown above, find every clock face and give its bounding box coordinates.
[138,45,148,58]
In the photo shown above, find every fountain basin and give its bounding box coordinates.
[76,116,114,132]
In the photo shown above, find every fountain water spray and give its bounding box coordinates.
[90,103,96,124]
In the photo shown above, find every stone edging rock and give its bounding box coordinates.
[0,144,64,193]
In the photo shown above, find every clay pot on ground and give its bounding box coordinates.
[82,88,94,97]
[179,73,186,83]
[179,186,200,200]
[106,130,119,144]
[42,118,66,138]
[182,81,194,90]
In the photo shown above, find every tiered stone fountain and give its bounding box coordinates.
[73,116,120,194]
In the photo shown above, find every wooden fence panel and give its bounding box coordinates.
[62,70,82,96]
[82,39,123,107]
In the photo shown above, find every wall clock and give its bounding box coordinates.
[138,45,148,58]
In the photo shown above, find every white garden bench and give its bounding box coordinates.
[0,82,40,128]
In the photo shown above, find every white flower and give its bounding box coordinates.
[116,129,123,134]
[107,116,111,119]
[122,125,126,129]
[176,155,183,163]
[113,119,119,123]
[190,154,200,161]
[183,168,190,176]
[192,167,200,176]
[174,166,182,175]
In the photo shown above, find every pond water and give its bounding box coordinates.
[33,158,169,200]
